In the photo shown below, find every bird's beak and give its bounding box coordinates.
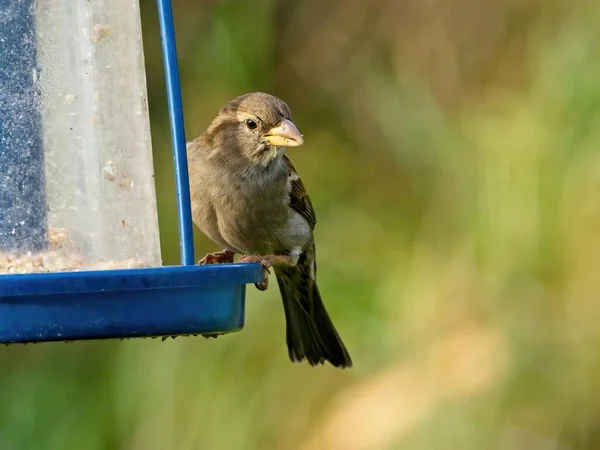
[263,119,304,147]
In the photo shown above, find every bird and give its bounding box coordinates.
[186,92,352,368]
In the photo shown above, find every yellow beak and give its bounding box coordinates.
[263,119,304,147]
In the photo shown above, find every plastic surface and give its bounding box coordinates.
[0,0,264,343]
[0,264,263,343]
[0,0,161,273]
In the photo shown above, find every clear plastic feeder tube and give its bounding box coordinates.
[0,0,161,273]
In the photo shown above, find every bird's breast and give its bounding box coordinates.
[189,155,311,255]
[214,182,293,255]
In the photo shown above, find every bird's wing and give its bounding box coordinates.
[283,155,317,230]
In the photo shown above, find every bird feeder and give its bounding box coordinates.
[0,0,262,343]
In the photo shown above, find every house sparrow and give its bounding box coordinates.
[187,92,352,368]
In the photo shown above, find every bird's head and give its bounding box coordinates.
[203,92,303,167]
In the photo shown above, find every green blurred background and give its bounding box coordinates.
[3,0,600,448]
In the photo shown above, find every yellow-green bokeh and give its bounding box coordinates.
[2,0,600,449]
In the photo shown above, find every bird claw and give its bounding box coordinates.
[238,255,274,291]
[255,277,269,291]
[198,250,235,265]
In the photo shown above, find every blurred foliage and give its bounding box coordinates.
[2,0,600,449]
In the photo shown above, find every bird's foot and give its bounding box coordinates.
[237,254,294,291]
[238,254,272,291]
[198,249,235,265]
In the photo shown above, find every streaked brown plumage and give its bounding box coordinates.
[187,92,352,368]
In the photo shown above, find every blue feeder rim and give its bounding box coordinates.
[0,0,263,344]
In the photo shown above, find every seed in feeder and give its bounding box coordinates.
[92,24,112,43]
[0,227,148,275]
[48,227,70,249]
[64,94,76,105]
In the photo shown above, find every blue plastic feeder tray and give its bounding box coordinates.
[0,0,262,344]
[0,265,262,343]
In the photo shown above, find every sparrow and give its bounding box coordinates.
[187,92,352,368]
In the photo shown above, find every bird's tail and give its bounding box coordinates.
[273,254,352,368]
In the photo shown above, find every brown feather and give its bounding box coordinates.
[283,155,317,230]
[274,241,352,368]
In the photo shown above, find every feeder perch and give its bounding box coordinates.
[0,0,262,343]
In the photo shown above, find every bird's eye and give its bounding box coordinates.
[245,119,258,130]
